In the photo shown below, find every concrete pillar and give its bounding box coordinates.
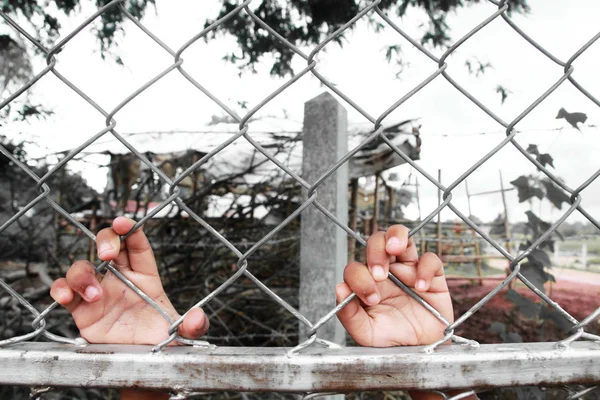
[300,92,348,346]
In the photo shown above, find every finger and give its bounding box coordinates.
[96,226,121,261]
[65,260,103,303]
[111,216,159,276]
[335,282,372,345]
[414,252,445,292]
[385,224,418,266]
[366,231,389,281]
[50,278,81,312]
[387,262,448,294]
[344,262,380,306]
[178,308,209,339]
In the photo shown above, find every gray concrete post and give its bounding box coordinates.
[300,92,348,346]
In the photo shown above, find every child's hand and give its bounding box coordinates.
[336,225,453,347]
[50,216,208,345]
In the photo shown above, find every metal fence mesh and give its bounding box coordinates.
[1,0,599,398]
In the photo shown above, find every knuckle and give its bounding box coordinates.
[389,224,408,235]
[367,239,386,256]
[346,261,364,271]
[345,262,366,278]
[66,260,93,279]
[393,224,408,232]
[73,259,93,269]
[347,302,362,320]
[367,231,384,243]
[126,242,151,255]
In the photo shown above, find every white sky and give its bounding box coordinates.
[3,0,600,225]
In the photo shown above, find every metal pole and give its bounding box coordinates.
[465,178,472,218]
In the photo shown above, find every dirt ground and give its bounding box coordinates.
[448,271,600,343]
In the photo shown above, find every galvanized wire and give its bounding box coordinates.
[0,0,599,395]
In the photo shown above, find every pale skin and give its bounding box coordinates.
[51,218,462,400]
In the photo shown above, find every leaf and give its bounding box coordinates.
[496,85,511,104]
[505,289,540,319]
[537,153,554,168]
[465,60,472,74]
[520,261,550,294]
[541,179,570,210]
[525,211,548,236]
[554,229,564,241]
[385,45,401,62]
[526,144,540,156]
[511,176,544,203]
[541,307,572,332]
[464,58,493,77]
[489,214,506,236]
[528,249,551,268]
[510,176,529,188]
[489,322,521,343]
[519,241,532,252]
[526,145,554,168]
[525,211,564,241]
[489,321,506,335]
[489,322,508,342]
[506,332,523,343]
[539,239,554,252]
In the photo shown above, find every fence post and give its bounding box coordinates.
[437,169,442,259]
[300,92,348,346]
[348,178,359,262]
[581,242,588,269]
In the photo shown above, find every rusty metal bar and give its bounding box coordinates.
[0,342,599,392]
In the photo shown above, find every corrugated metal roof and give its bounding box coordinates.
[89,117,419,183]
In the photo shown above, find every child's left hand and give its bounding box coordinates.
[50,216,208,345]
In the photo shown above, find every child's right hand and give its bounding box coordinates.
[336,225,453,347]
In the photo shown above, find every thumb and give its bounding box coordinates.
[335,282,372,346]
[177,308,209,339]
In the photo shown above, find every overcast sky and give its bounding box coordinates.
[3,0,600,224]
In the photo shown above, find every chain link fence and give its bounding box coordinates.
[1,0,599,398]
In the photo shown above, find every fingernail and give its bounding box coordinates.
[98,241,113,257]
[84,286,100,301]
[386,237,404,253]
[371,265,386,280]
[415,279,428,292]
[366,293,380,306]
